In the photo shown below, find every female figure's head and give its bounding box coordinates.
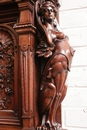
[38,1,57,23]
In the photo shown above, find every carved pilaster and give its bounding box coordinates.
[14,24,36,130]
[14,1,37,129]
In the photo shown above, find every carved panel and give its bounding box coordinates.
[0,27,14,110]
[0,25,21,126]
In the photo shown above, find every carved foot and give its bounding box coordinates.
[37,126,48,130]
[45,120,62,130]
[36,122,64,130]
[52,123,62,130]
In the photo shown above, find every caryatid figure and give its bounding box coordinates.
[35,1,75,130]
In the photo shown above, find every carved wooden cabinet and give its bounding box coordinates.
[0,0,70,130]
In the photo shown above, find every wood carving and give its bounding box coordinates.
[14,11,37,129]
[0,24,21,126]
[0,27,14,110]
[35,1,75,130]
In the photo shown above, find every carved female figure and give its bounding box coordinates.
[35,1,75,130]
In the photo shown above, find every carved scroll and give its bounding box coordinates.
[35,1,75,130]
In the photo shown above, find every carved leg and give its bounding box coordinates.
[47,55,68,129]
[37,54,69,130]
[38,82,56,129]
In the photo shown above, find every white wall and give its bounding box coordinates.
[59,0,87,130]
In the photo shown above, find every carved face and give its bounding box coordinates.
[44,6,55,22]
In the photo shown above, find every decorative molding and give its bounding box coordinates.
[17,1,34,11]
[13,23,36,34]
[14,23,36,51]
